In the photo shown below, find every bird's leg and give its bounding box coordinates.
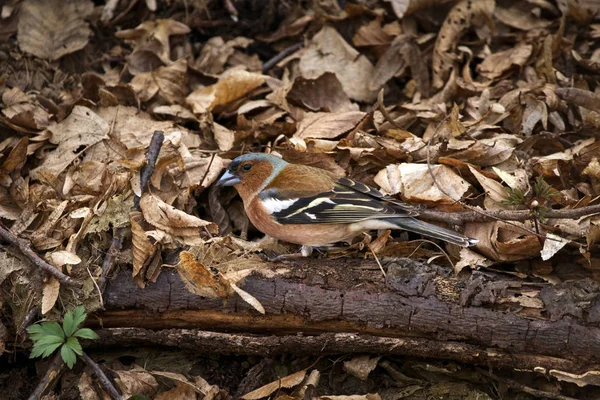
[259,245,314,266]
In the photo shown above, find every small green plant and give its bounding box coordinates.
[500,176,559,224]
[27,306,98,368]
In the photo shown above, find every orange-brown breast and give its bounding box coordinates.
[245,196,355,246]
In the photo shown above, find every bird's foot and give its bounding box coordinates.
[259,246,313,267]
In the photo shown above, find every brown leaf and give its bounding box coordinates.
[130,211,159,278]
[465,221,541,262]
[116,19,190,65]
[478,44,533,80]
[186,69,267,114]
[140,193,212,236]
[287,73,358,113]
[299,26,378,102]
[343,356,381,381]
[131,58,187,105]
[41,277,60,315]
[374,163,471,204]
[1,137,28,173]
[432,0,495,89]
[18,0,93,60]
[155,383,198,400]
[294,111,366,139]
[242,370,307,400]
[29,106,110,182]
[113,366,159,399]
[176,251,234,299]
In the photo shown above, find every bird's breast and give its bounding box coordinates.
[245,197,354,246]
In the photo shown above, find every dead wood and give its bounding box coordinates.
[99,257,600,375]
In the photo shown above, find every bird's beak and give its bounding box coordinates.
[216,170,240,186]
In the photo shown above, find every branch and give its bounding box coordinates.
[80,351,123,400]
[92,328,580,374]
[27,352,65,400]
[418,203,600,225]
[262,42,304,73]
[133,130,165,210]
[0,225,82,287]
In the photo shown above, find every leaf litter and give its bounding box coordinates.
[1,0,600,398]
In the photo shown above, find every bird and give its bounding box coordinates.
[216,153,478,254]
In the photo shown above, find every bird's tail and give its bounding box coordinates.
[389,217,478,247]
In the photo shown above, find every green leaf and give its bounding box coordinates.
[41,342,64,358]
[29,334,65,359]
[61,345,77,369]
[65,337,83,356]
[73,328,99,340]
[63,306,87,337]
[41,321,66,340]
[26,324,49,341]
[30,340,63,359]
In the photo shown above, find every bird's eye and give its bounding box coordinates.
[243,163,252,171]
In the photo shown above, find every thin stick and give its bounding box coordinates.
[18,306,39,336]
[98,233,124,294]
[27,352,65,400]
[133,130,165,210]
[0,225,82,287]
[80,351,123,400]
[262,42,304,73]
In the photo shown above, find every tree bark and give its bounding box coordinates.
[99,257,600,374]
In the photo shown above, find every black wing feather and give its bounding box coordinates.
[268,177,418,225]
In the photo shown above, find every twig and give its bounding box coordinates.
[262,42,304,73]
[80,351,123,400]
[133,130,165,210]
[27,352,65,400]
[477,368,578,400]
[0,225,82,287]
[98,233,125,295]
[198,152,217,189]
[376,89,404,129]
[417,204,600,225]
[18,306,39,336]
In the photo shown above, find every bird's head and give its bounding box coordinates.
[216,153,288,198]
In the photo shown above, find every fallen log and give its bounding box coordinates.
[98,257,600,375]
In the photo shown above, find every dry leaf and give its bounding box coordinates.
[116,19,190,65]
[343,356,381,381]
[78,372,103,400]
[130,211,159,279]
[230,282,265,314]
[478,44,533,80]
[374,163,471,203]
[468,165,508,204]
[242,370,307,400]
[455,247,493,273]
[140,193,212,237]
[41,277,60,315]
[432,0,496,89]
[18,0,93,60]
[287,73,358,113]
[186,69,267,114]
[541,233,569,261]
[113,366,159,399]
[30,106,110,182]
[299,26,378,102]
[176,251,234,299]
[155,382,197,400]
[294,112,365,139]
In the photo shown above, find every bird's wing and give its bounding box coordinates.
[261,177,418,225]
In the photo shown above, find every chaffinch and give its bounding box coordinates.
[216,153,478,251]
